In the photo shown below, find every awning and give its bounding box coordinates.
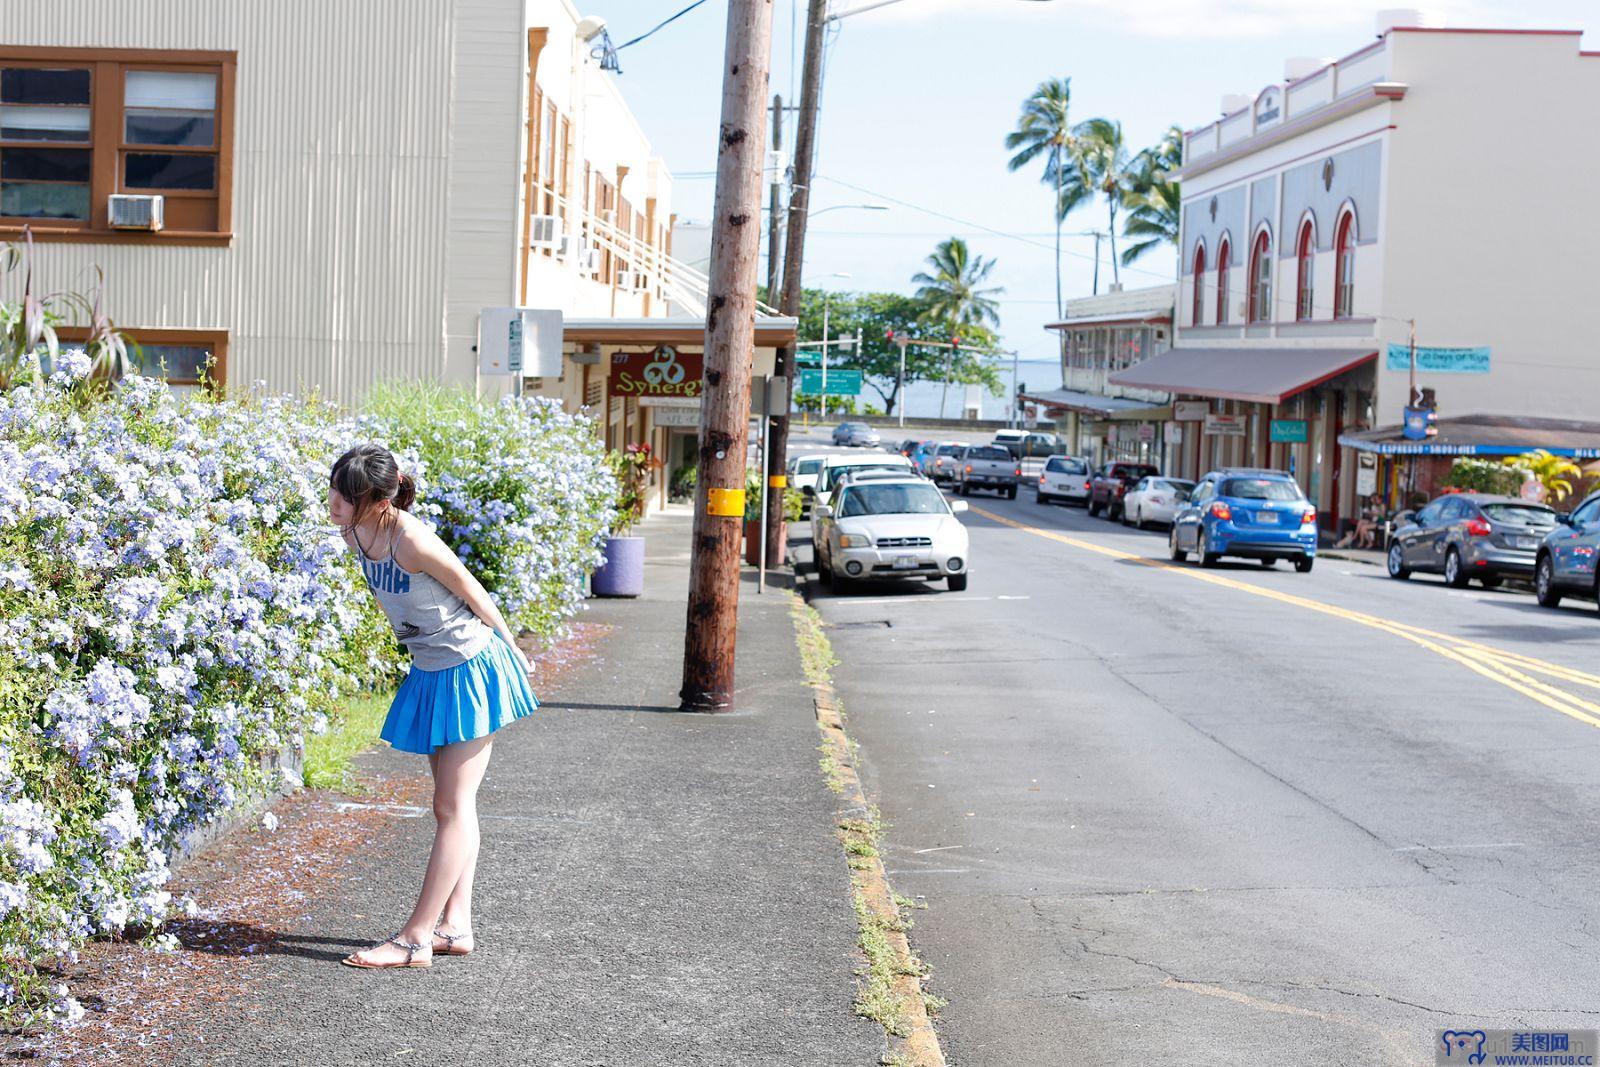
[1107,346,1377,404]
[1340,415,1600,459]
[1018,387,1168,419]
[562,315,797,347]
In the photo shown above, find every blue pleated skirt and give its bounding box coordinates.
[381,633,539,755]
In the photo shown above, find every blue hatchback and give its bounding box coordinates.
[1169,468,1318,572]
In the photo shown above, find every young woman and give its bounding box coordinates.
[328,444,538,970]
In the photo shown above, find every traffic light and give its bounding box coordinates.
[951,336,961,351]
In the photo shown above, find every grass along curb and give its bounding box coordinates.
[790,594,947,1067]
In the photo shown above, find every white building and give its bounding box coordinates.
[1111,14,1600,530]
[2,0,792,510]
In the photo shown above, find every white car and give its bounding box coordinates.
[1035,455,1092,505]
[1123,476,1196,529]
[788,453,846,500]
[813,475,970,592]
[812,453,915,503]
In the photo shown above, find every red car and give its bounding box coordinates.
[1088,462,1160,520]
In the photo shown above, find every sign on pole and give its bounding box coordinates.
[1204,413,1246,437]
[1174,400,1208,421]
[479,308,563,377]
[798,368,861,396]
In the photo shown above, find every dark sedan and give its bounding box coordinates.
[1386,492,1558,587]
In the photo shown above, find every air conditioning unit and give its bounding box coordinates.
[108,194,164,231]
[528,214,560,249]
[580,245,603,276]
[621,269,648,293]
[556,234,574,259]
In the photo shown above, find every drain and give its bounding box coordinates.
[826,620,892,630]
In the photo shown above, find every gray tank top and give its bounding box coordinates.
[355,522,491,672]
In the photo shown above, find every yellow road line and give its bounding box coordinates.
[971,505,1600,730]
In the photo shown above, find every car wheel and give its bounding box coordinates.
[947,573,968,592]
[1480,575,1503,590]
[1034,489,1045,504]
[1387,542,1410,580]
[1005,486,1016,500]
[1294,556,1315,574]
[1168,527,1187,562]
[818,551,833,585]
[1444,547,1468,588]
[1108,502,1123,522]
[1535,554,1561,607]
[1260,557,1275,568]
[1135,506,1149,530]
[1197,528,1219,568]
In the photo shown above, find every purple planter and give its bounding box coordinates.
[591,535,645,597]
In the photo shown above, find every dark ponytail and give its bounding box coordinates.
[394,472,416,512]
[331,444,414,528]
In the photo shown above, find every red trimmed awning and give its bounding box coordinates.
[1107,346,1377,404]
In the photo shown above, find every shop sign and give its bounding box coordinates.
[1270,419,1308,443]
[1167,422,1183,445]
[1402,406,1437,441]
[1174,400,1209,421]
[1384,344,1490,374]
[652,406,701,428]
[1204,413,1246,437]
[1137,424,1156,443]
[1254,87,1282,129]
[1355,452,1377,496]
[611,346,703,399]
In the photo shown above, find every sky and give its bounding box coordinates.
[589,0,1594,408]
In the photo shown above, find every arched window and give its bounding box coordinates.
[1248,228,1272,323]
[1333,209,1357,319]
[1215,235,1231,325]
[1295,218,1315,321]
[1191,241,1206,326]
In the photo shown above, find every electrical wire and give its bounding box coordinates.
[611,0,711,53]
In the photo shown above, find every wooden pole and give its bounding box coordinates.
[680,0,774,712]
[764,0,828,567]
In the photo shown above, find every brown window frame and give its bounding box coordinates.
[0,46,235,246]
[56,325,228,387]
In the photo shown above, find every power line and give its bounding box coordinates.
[613,0,711,52]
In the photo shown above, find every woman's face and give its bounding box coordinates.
[328,487,355,527]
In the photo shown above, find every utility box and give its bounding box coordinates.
[479,308,563,377]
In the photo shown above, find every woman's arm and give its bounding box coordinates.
[400,520,532,676]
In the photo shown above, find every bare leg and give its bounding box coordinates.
[345,736,493,966]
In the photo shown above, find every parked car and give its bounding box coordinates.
[1087,462,1160,520]
[1387,492,1557,587]
[926,442,967,484]
[1169,468,1318,571]
[1035,455,1092,506]
[788,453,844,503]
[895,438,926,458]
[1535,489,1600,610]
[831,422,880,448]
[812,453,916,503]
[910,440,942,473]
[994,430,1064,459]
[1123,477,1196,529]
[955,445,1021,498]
[813,474,970,592]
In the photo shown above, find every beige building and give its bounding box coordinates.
[2,2,791,508]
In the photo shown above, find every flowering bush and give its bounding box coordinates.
[0,368,612,1027]
[362,382,615,638]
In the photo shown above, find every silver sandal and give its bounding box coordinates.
[433,928,473,957]
[341,932,432,969]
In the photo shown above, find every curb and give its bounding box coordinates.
[789,588,946,1067]
[1320,549,1384,567]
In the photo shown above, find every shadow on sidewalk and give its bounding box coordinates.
[170,919,358,964]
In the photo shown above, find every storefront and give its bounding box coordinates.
[527,316,797,514]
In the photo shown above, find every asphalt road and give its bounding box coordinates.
[793,430,1600,1066]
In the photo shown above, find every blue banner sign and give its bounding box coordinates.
[1385,344,1490,374]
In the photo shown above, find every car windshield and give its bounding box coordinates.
[796,458,823,475]
[1113,465,1158,479]
[937,444,963,456]
[1482,503,1556,525]
[838,483,949,517]
[1218,478,1302,500]
[966,446,1010,461]
[1162,480,1196,493]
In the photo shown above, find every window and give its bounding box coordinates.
[1220,478,1303,501]
[838,483,948,518]
[1569,497,1600,528]
[1480,503,1555,526]
[1215,236,1231,324]
[1333,209,1357,319]
[1248,228,1272,323]
[1295,218,1315,321]
[1190,241,1205,326]
[55,326,226,387]
[0,49,234,240]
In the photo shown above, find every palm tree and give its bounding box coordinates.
[1505,450,1582,502]
[912,238,1003,417]
[1004,79,1086,318]
[1074,118,1137,289]
[1121,125,1183,268]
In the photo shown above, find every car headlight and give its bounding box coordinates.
[838,534,871,548]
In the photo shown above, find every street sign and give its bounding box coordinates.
[1174,400,1208,421]
[794,351,822,367]
[797,368,862,396]
[1270,419,1308,443]
[1204,413,1246,437]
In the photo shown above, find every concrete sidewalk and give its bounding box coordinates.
[176,508,880,1066]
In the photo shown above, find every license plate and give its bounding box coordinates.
[1514,535,1539,549]
[894,555,918,570]
[1255,510,1280,524]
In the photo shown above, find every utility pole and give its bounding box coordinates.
[680,0,774,712]
[765,94,784,301]
[764,0,827,567]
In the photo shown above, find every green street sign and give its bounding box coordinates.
[797,368,862,396]
[1270,419,1308,443]
[794,351,822,367]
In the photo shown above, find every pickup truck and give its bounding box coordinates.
[993,430,1064,460]
[955,445,1022,498]
[1087,461,1160,520]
